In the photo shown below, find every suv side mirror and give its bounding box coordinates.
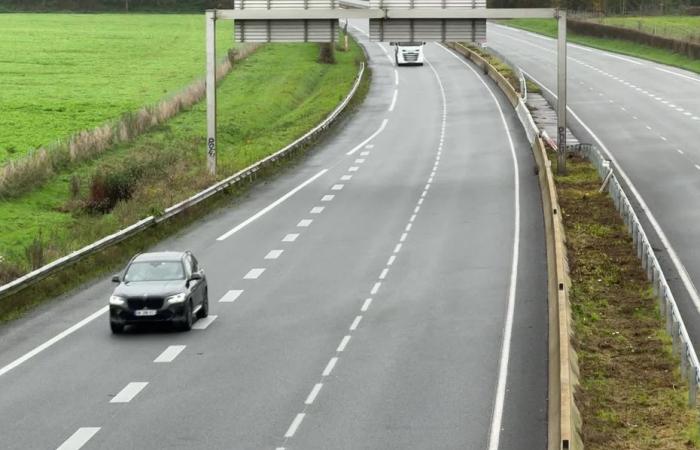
[112,274,120,283]
[189,272,202,281]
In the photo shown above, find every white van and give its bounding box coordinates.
[391,42,425,66]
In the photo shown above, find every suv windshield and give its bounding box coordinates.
[124,261,185,282]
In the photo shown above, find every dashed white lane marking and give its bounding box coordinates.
[331,184,344,191]
[409,214,417,222]
[361,298,372,312]
[394,69,399,85]
[336,335,351,352]
[265,250,284,260]
[646,125,652,130]
[414,206,420,213]
[660,136,667,141]
[244,268,265,279]
[405,223,413,232]
[310,206,324,214]
[346,119,388,155]
[389,89,398,112]
[350,315,362,331]
[111,382,148,403]
[284,413,306,438]
[348,166,359,172]
[56,428,101,450]
[219,290,243,303]
[355,158,365,164]
[365,144,374,149]
[216,169,327,241]
[379,268,389,280]
[341,175,352,181]
[371,282,381,295]
[400,232,408,242]
[154,345,186,363]
[321,195,334,201]
[387,255,396,266]
[678,149,685,155]
[305,383,323,405]
[322,357,338,376]
[193,315,218,330]
[283,233,299,242]
[297,219,313,227]
[394,243,402,253]
[0,306,108,379]
[695,164,700,170]
[360,151,370,156]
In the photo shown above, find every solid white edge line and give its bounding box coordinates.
[394,69,399,85]
[154,345,186,363]
[437,44,520,450]
[0,306,108,379]
[347,119,389,155]
[110,381,148,403]
[655,67,700,84]
[523,69,700,313]
[389,89,398,112]
[56,427,101,450]
[217,169,328,241]
[284,413,306,438]
[305,383,323,405]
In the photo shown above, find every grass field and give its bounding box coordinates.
[500,19,700,74]
[0,14,232,162]
[594,16,700,42]
[0,40,364,278]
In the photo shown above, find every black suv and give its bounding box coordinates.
[109,251,208,334]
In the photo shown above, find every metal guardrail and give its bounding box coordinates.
[573,143,700,408]
[0,62,366,301]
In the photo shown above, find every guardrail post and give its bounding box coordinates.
[206,10,218,176]
[659,286,667,316]
[689,365,698,408]
[673,320,681,355]
[666,307,674,336]
[681,341,689,381]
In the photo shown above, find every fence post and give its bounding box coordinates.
[681,341,689,381]
[689,365,698,408]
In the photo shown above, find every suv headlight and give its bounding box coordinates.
[109,295,125,306]
[166,293,187,304]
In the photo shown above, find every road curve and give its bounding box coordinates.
[486,21,700,363]
[0,21,546,450]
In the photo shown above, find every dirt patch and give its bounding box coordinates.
[554,153,699,449]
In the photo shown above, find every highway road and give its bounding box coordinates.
[486,22,700,361]
[0,22,547,449]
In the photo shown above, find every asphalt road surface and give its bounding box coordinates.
[486,22,700,364]
[0,21,547,450]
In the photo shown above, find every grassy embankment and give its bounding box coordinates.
[500,18,700,74]
[594,16,700,43]
[0,14,232,162]
[554,153,700,449]
[0,15,365,318]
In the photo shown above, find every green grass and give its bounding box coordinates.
[594,16,700,42]
[0,40,364,278]
[500,18,700,74]
[0,14,233,162]
[554,154,700,449]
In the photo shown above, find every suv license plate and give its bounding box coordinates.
[135,309,157,317]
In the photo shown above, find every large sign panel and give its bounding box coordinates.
[234,0,340,42]
[369,0,486,42]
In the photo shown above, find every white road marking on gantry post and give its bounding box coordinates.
[244,268,266,279]
[219,290,243,303]
[56,428,101,450]
[216,169,327,241]
[265,250,284,260]
[154,345,186,363]
[111,382,148,403]
[193,315,218,330]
